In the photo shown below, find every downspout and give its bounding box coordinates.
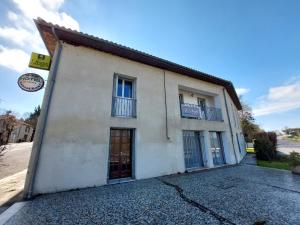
[163,70,170,140]
[24,27,63,199]
[222,88,238,164]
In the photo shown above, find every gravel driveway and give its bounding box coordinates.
[4,164,300,225]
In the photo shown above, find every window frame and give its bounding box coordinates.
[114,75,135,99]
[111,73,137,118]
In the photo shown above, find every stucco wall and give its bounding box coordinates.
[33,43,244,194]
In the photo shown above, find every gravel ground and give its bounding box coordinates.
[4,164,300,225]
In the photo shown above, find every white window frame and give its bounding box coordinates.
[115,75,135,99]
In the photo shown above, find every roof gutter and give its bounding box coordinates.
[23,27,63,199]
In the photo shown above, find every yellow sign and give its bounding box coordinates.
[28,52,51,70]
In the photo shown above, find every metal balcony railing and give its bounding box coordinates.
[112,96,136,118]
[180,103,223,121]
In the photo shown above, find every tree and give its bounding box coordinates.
[25,105,41,130]
[0,110,18,146]
[238,97,261,142]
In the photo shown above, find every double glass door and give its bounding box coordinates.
[183,131,204,170]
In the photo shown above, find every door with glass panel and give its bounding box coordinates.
[183,131,204,170]
[113,76,136,117]
[210,132,225,165]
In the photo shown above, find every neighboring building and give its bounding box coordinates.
[25,19,246,197]
[9,122,34,143]
[0,118,9,144]
[0,117,34,144]
[283,128,300,136]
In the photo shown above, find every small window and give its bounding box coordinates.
[116,78,133,98]
[112,75,136,118]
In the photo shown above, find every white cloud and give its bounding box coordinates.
[236,88,250,95]
[253,78,300,116]
[0,45,30,72]
[0,0,79,72]
[7,11,19,21]
[0,27,33,46]
[12,0,79,31]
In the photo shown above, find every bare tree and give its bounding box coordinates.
[238,96,261,142]
[0,111,18,157]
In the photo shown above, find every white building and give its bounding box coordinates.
[25,19,246,198]
[9,122,34,143]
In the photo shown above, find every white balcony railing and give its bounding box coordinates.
[112,96,136,118]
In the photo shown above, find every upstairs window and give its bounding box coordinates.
[117,78,133,98]
[112,75,136,118]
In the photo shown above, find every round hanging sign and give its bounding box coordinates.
[18,73,44,92]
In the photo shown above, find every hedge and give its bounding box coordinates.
[254,132,277,161]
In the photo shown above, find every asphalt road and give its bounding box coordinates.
[0,143,32,180]
[277,137,300,155]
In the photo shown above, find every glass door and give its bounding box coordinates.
[209,132,225,166]
[183,131,204,170]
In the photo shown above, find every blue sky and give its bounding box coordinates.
[1,0,300,131]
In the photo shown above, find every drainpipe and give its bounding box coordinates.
[222,88,238,164]
[24,27,63,199]
[163,70,170,140]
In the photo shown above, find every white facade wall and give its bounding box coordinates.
[32,43,245,194]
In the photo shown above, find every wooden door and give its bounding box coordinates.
[109,129,132,179]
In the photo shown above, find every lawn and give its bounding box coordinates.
[257,160,290,170]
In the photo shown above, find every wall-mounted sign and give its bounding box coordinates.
[18,73,45,92]
[28,52,51,70]
[181,104,203,118]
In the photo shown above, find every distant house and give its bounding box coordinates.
[0,119,9,144]
[24,19,246,197]
[9,122,34,143]
[284,128,300,136]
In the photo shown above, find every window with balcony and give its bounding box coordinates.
[179,93,222,122]
[112,75,136,118]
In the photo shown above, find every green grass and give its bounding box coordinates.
[246,147,255,153]
[257,160,290,170]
